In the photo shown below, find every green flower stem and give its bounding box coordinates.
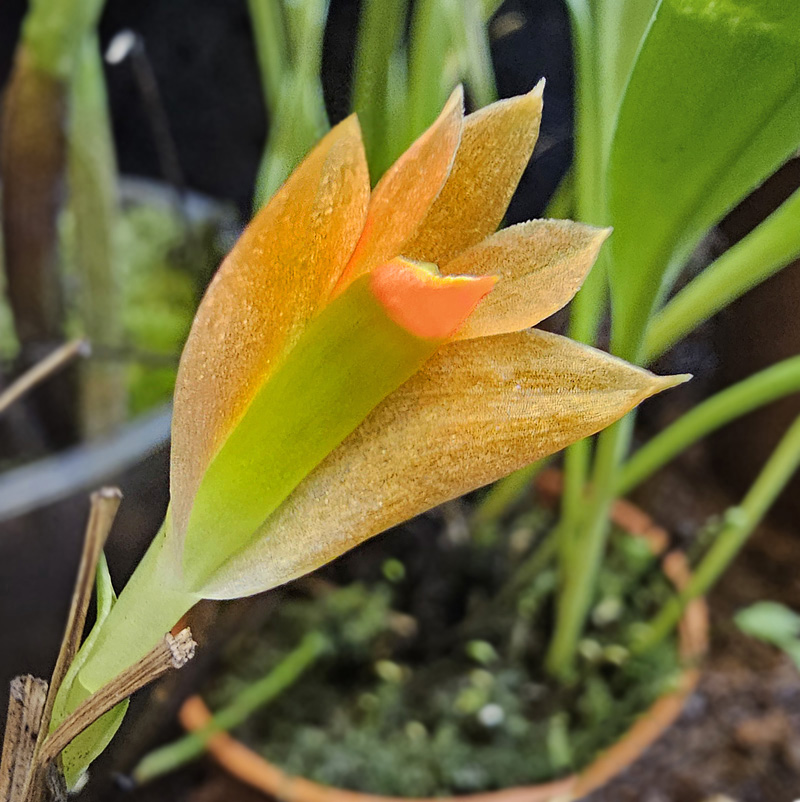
[132,631,327,784]
[253,0,329,208]
[644,184,800,363]
[23,0,106,78]
[353,0,408,179]
[559,0,607,553]
[497,526,559,608]
[617,356,800,496]
[66,523,200,705]
[407,0,452,145]
[544,167,575,219]
[547,416,633,679]
[247,0,290,117]
[634,412,800,655]
[558,438,588,575]
[481,0,504,20]
[69,34,125,437]
[447,0,497,110]
[473,460,546,526]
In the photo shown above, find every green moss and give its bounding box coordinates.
[206,523,682,796]
[60,199,206,414]
[0,236,19,360]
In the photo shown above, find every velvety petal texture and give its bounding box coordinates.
[444,219,610,340]
[171,116,370,537]
[180,259,494,589]
[201,330,684,599]
[335,86,464,289]
[403,81,544,266]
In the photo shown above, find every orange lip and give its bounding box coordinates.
[369,258,497,340]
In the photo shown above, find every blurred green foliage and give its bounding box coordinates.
[201,529,680,794]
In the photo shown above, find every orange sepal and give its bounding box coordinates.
[369,258,496,340]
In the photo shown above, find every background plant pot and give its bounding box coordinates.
[178,468,709,802]
[0,175,236,727]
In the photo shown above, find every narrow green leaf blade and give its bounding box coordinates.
[735,601,800,648]
[253,0,330,207]
[352,0,409,179]
[446,0,497,110]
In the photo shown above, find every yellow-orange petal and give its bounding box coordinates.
[442,220,610,340]
[370,258,496,340]
[403,81,544,266]
[200,330,683,599]
[170,115,370,537]
[334,86,464,291]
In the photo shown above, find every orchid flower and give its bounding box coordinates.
[54,84,683,780]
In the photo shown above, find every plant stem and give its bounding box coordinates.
[546,416,632,678]
[352,0,408,179]
[22,0,106,78]
[617,356,800,495]
[559,0,611,539]
[132,631,327,784]
[56,523,200,717]
[407,0,453,146]
[554,1,610,675]
[635,412,800,655]
[68,34,125,437]
[644,184,800,363]
[0,340,88,415]
[473,460,546,526]
[40,630,196,767]
[247,0,289,118]
[497,528,559,607]
[0,677,49,802]
[559,436,589,562]
[39,489,121,743]
[253,0,329,207]
[1,47,68,350]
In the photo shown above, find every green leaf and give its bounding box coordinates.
[181,272,445,590]
[593,0,659,139]
[735,601,800,649]
[55,553,130,789]
[23,0,106,78]
[382,48,410,172]
[407,0,458,144]
[253,0,330,207]
[616,355,800,494]
[247,0,290,117]
[352,0,409,180]
[606,0,800,359]
[644,183,800,362]
[446,0,497,110]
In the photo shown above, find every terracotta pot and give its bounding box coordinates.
[179,468,709,802]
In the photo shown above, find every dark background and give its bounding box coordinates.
[0,0,573,215]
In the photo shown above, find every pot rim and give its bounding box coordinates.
[180,467,709,802]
